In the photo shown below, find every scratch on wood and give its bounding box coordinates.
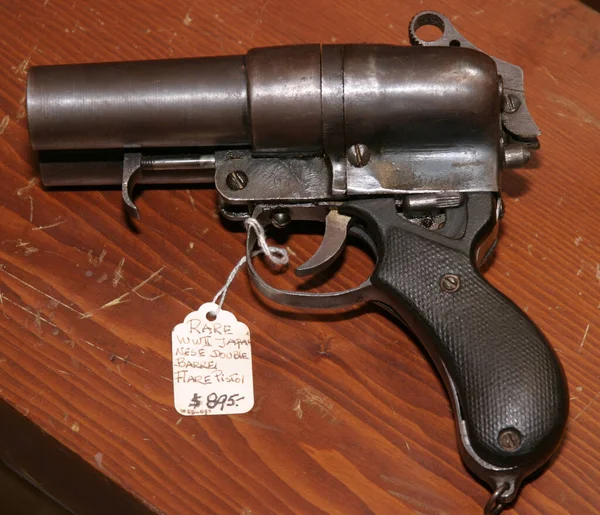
[108,352,172,382]
[32,219,66,231]
[15,240,38,255]
[185,189,196,210]
[0,293,58,328]
[16,178,39,197]
[88,248,107,266]
[546,93,600,129]
[405,441,411,453]
[81,339,105,351]
[113,258,125,287]
[292,399,303,419]
[82,266,166,315]
[128,266,164,292]
[34,311,42,332]
[387,490,436,513]
[538,66,558,85]
[0,265,85,317]
[81,293,129,317]
[183,9,193,26]
[0,115,9,134]
[94,452,103,468]
[248,0,270,42]
[297,387,337,422]
[132,288,164,302]
[574,236,583,246]
[14,57,31,76]
[71,422,80,432]
[578,324,590,353]
[82,340,172,383]
[573,390,600,422]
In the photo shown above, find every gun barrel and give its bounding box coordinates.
[27,56,250,152]
[27,45,502,191]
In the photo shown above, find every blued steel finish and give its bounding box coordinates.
[28,45,502,196]
[27,56,250,151]
[37,150,215,187]
[343,45,499,149]
[246,45,323,154]
[320,45,346,197]
[342,45,501,194]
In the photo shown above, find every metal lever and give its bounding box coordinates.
[122,153,143,220]
[121,153,217,219]
[295,211,351,277]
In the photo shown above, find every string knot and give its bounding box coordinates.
[243,217,289,267]
[211,217,289,315]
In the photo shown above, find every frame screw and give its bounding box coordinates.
[440,274,460,293]
[502,94,521,114]
[347,144,371,167]
[270,210,291,229]
[226,170,248,191]
[498,428,522,452]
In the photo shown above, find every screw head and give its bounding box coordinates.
[502,94,521,114]
[270,209,291,229]
[347,143,371,167]
[498,428,522,452]
[226,170,248,191]
[440,274,460,293]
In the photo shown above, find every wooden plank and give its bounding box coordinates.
[0,400,153,515]
[0,0,598,513]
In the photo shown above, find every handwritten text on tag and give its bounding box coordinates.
[172,302,254,416]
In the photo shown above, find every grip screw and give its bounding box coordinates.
[440,274,460,293]
[347,144,371,167]
[502,94,521,114]
[498,428,522,451]
[226,170,248,190]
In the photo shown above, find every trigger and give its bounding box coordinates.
[295,211,351,277]
[122,153,143,220]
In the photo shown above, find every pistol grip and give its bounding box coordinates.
[341,195,568,497]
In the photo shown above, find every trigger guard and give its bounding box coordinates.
[245,220,376,309]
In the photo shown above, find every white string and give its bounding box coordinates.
[244,218,289,266]
[211,217,288,315]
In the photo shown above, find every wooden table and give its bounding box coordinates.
[0,1,598,513]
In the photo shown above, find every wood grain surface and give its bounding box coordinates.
[0,0,599,513]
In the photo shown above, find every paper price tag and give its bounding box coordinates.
[172,302,254,416]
